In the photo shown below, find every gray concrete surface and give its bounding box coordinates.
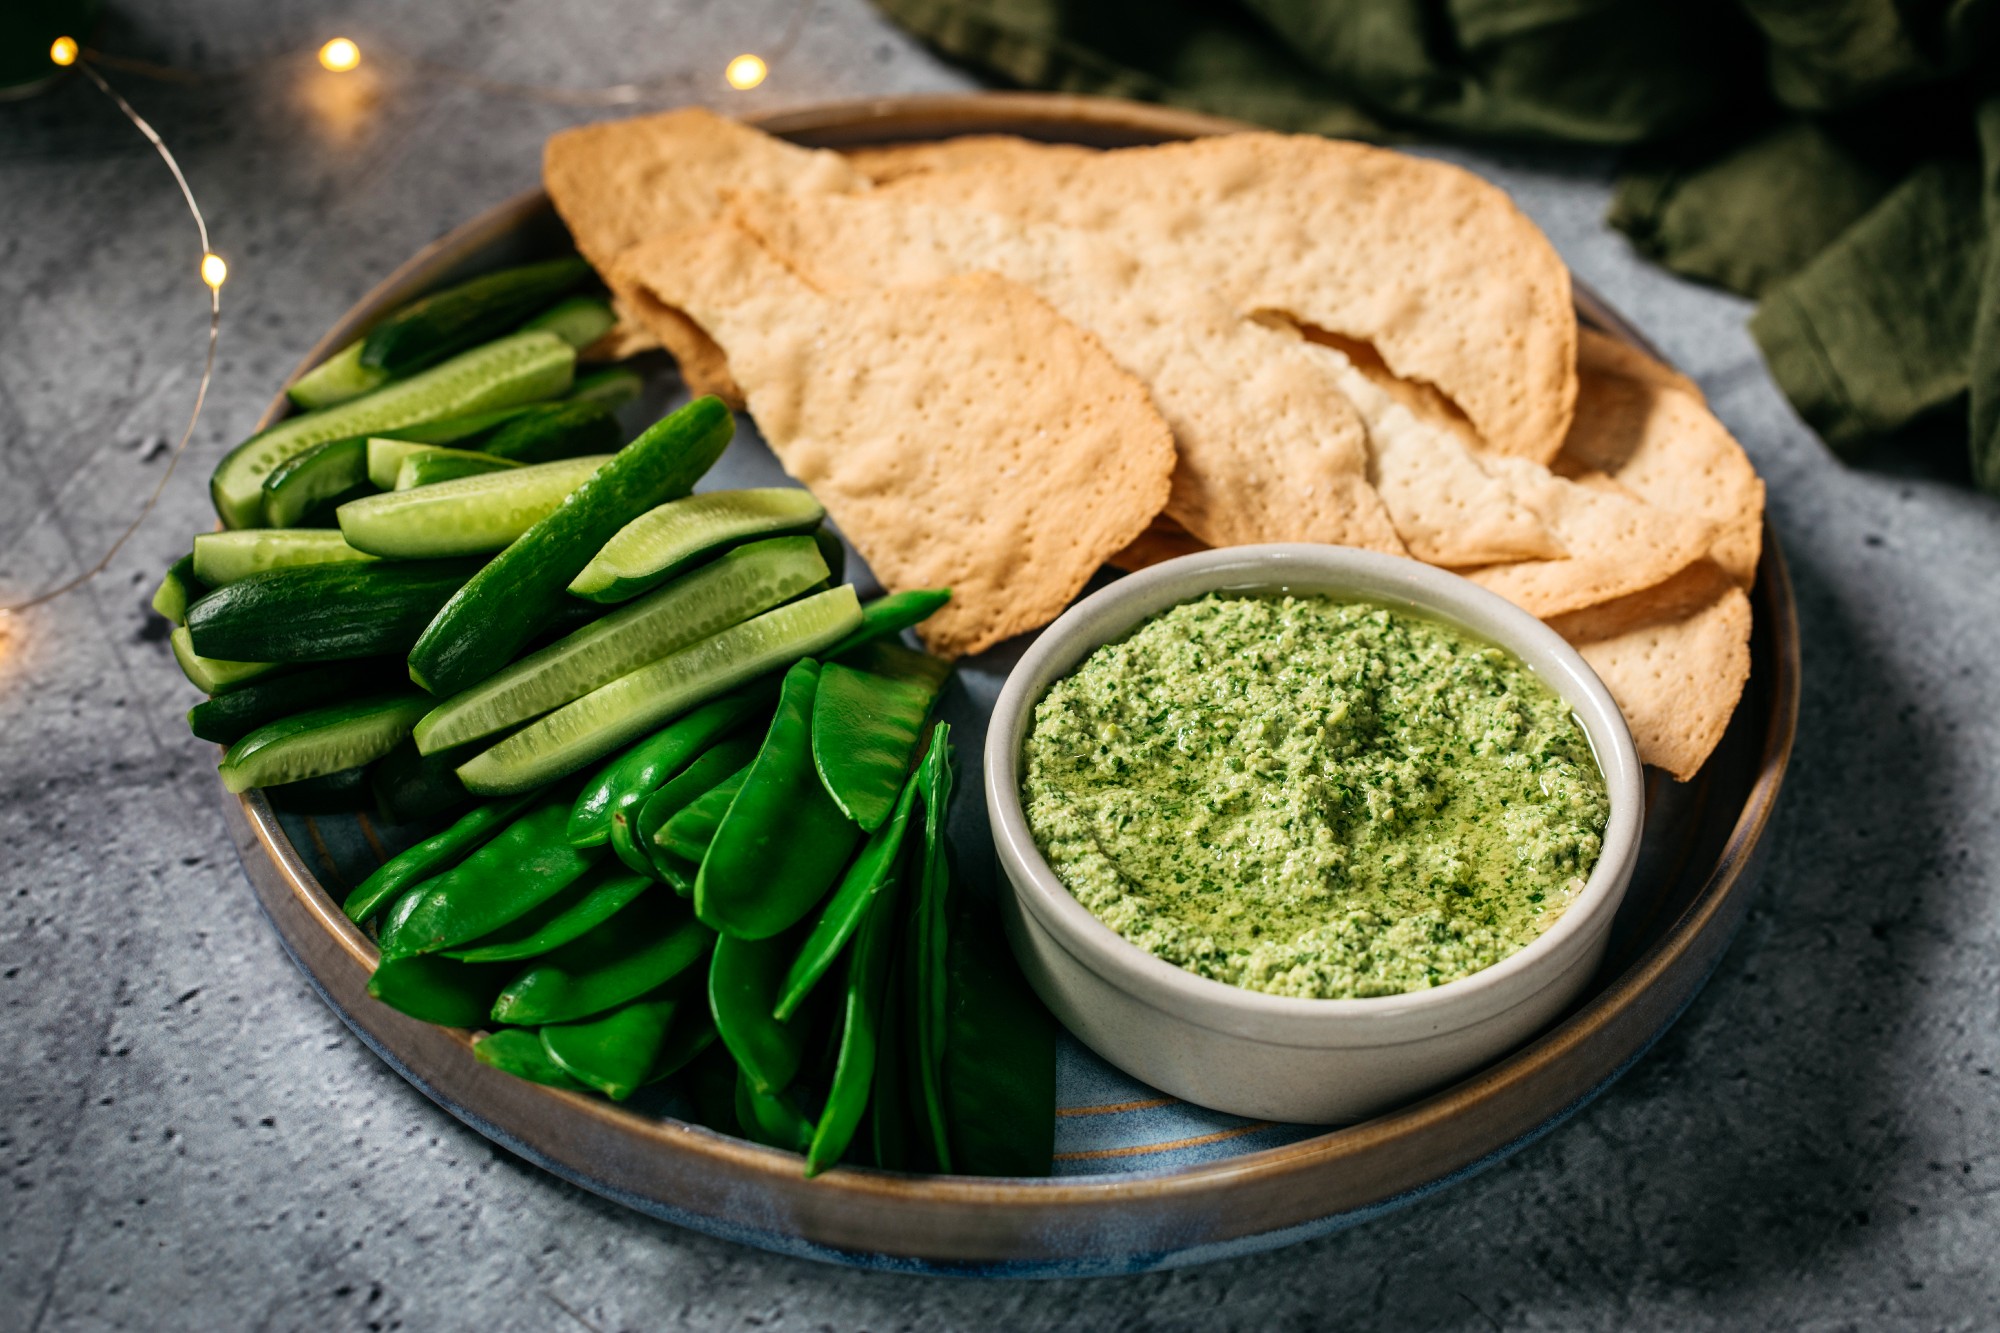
[3,1,1997,1328]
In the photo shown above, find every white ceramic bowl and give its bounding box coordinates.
[985,545,1645,1124]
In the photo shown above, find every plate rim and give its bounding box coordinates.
[227,91,1801,1273]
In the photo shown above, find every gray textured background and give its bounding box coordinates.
[3,1,1997,1329]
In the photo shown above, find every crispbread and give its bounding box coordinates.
[881,132,1578,462]
[616,223,1175,657]
[543,108,866,399]
[1106,515,1206,572]
[729,191,1409,554]
[1559,335,1765,586]
[1460,462,1716,618]
[1575,326,1702,400]
[1548,560,1753,780]
[841,135,1099,184]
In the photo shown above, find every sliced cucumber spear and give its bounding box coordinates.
[192,529,374,586]
[521,295,616,351]
[414,535,829,755]
[212,330,575,529]
[566,367,644,412]
[218,692,430,793]
[185,559,480,663]
[394,450,521,490]
[360,257,592,376]
[151,554,207,626]
[570,488,826,604]
[170,625,284,693]
[456,585,861,796]
[407,396,735,699]
[337,455,610,558]
[260,435,370,528]
[287,340,389,411]
[480,401,621,463]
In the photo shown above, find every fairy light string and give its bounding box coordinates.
[5,8,812,619]
[0,50,222,618]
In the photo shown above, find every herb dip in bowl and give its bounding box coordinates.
[985,545,1644,1124]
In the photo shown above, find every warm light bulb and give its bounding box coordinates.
[318,38,361,73]
[50,35,79,66]
[201,253,228,289]
[725,53,767,90]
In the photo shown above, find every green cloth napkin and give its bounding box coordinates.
[876,0,2000,491]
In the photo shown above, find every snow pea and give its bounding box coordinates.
[656,768,749,862]
[566,685,770,847]
[696,661,861,941]
[539,990,680,1101]
[378,795,599,960]
[940,881,1058,1176]
[823,588,951,660]
[735,1071,815,1153]
[631,735,759,873]
[810,645,949,832]
[774,767,921,1022]
[708,927,809,1095]
[473,1028,589,1091]
[805,871,901,1176]
[650,1005,719,1082]
[869,946,911,1171]
[367,954,514,1027]
[910,725,955,1171]
[490,891,713,1026]
[342,790,539,925]
[443,867,651,963]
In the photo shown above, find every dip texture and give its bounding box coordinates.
[1021,593,1610,999]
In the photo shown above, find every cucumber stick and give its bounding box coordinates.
[188,661,398,745]
[570,488,825,603]
[152,554,206,625]
[458,585,861,796]
[566,367,643,412]
[394,450,520,490]
[287,340,388,411]
[480,402,620,464]
[408,397,735,699]
[337,455,609,558]
[211,331,575,529]
[414,536,829,754]
[192,529,374,586]
[366,438,446,489]
[186,559,480,663]
[260,435,369,528]
[521,295,616,350]
[361,257,591,375]
[170,625,283,693]
[219,693,430,793]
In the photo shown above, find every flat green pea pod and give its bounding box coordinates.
[378,795,600,960]
[567,687,769,847]
[940,878,1058,1175]
[870,946,912,1171]
[774,768,921,1022]
[367,954,514,1027]
[650,1005,719,1082]
[824,589,951,660]
[908,725,955,1171]
[472,1028,589,1091]
[696,660,861,940]
[735,1071,816,1154]
[629,736,759,876]
[539,989,680,1101]
[805,869,903,1177]
[708,928,810,1095]
[443,868,651,963]
[811,643,950,833]
[491,891,714,1026]
[342,791,539,925]
[655,767,749,862]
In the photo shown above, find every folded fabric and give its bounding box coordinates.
[876,0,2000,493]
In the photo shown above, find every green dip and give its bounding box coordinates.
[1021,592,1610,1000]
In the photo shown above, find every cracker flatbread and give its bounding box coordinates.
[616,223,1175,656]
[543,108,866,398]
[1106,515,1207,572]
[841,136,1099,184]
[1548,560,1753,780]
[1560,333,1765,586]
[729,190,1407,554]
[881,132,1578,462]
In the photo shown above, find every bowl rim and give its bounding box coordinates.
[984,543,1646,1044]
